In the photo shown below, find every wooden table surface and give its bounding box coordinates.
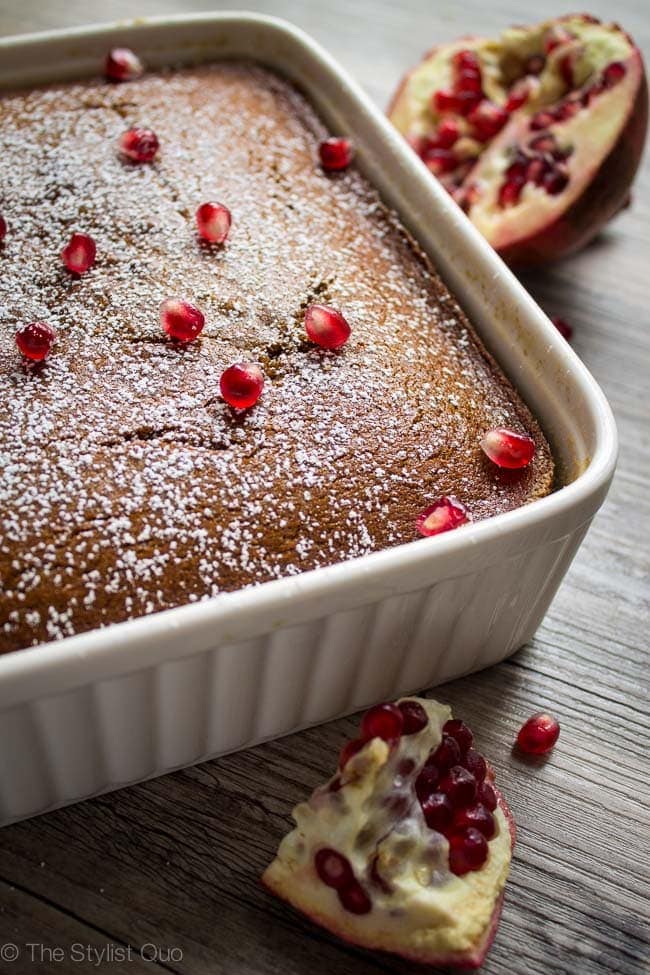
[0,1,648,973]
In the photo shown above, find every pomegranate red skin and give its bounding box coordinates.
[499,60,649,268]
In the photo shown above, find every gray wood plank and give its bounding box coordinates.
[0,1,649,974]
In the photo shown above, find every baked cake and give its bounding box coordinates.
[0,61,553,653]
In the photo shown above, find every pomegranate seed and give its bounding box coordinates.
[319,137,353,172]
[463,748,487,782]
[61,232,97,275]
[314,848,354,890]
[498,175,525,208]
[415,765,440,801]
[421,791,454,832]
[416,497,469,537]
[160,298,205,343]
[338,881,372,914]
[398,700,429,735]
[529,132,558,154]
[603,61,626,88]
[219,362,264,410]
[105,47,144,82]
[443,719,473,754]
[15,321,56,362]
[452,49,480,72]
[467,100,509,142]
[448,827,489,875]
[119,127,159,163]
[423,148,458,175]
[339,737,366,769]
[583,82,605,107]
[525,54,546,76]
[361,703,404,742]
[430,734,461,771]
[304,304,351,350]
[531,110,556,131]
[0,214,6,240]
[543,168,569,195]
[439,765,477,807]
[456,70,483,95]
[516,712,560,755]
[505,79,531,112]
[436,118,461,148]
[526,158,547,186]
[544,25,574,54]
[478,781,498,811]
[552,316,573,340]
[453,803,495,839]
[480,427,536,469]
[195,202,231,244]
[433,88,459,113]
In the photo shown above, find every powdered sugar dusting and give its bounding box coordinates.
[0,63,553,651]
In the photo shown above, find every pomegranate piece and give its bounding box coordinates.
[361,703,404,742]
[304,304,351,350]
[388,15,647,266]
[61,232,97,275]
[0,214,6,240]
[398,700,429,734]
[119,127,159,163]
[516,711,560,755]
[314,849,354,890]
[319,137,354,172]
[195,202,232,244]
[160,298,205,343]
[552,315,573,340]
[263,696,515,968]
[480,427,536,469]
[416,496,469,537]
[15,322,56,362]
[104,47,144,82]
[443,718,473,754]
[449,827,489,876]
[219,362,265,410]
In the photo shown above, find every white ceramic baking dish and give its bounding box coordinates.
[0,13,617,826]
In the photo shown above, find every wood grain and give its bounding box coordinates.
[0,1,649,973]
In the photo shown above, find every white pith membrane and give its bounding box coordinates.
[263,698,512,965]
[388,16,640,251]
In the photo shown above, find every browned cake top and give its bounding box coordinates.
[0,62,553,653]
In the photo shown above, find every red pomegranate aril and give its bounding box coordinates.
[456,70,483,95]
[531,110,556,131]
[430,733,461,771]
[416,496,469,537]
[339,737,366,769]
[452,49,480,72]
[478,780,498,812]
[220,362,264,410]
[516,712,560,755]
[526,157,547,186]
[361,703,404,742]
[453,803,495,839]
[433,88,459,113]
[463,748,487,783]
[338,880,372,915]
[544,168,569,195]
[529,132,558,153]
[505,79,531,112]
[0,214,6,240]
[498,175,525,208]
[423,148,458,175]
[436,118,461,148]
[15,322,56,362]
[421,791,454,832]
[443,719,473,754]
[399,700,429,735]
[61,232,97,275]
[468,100,509,142]
[480,427,536,469]
[105,47,144,82]
[196,202,231,244]
[439,765,477,807]
[552,316,573,340]
[160,298,205,343]
[449,827,489,876]
[314,848,354,890]
[304,304,351,350]
[603,61,626,88]
[415,764,440,801]
[119,127,159,163]
[319,137,354,172]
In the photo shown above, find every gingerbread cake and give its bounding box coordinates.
[0,61,553,653]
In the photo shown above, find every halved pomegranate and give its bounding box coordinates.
[388,15,648,266]
[263,697,515,969]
